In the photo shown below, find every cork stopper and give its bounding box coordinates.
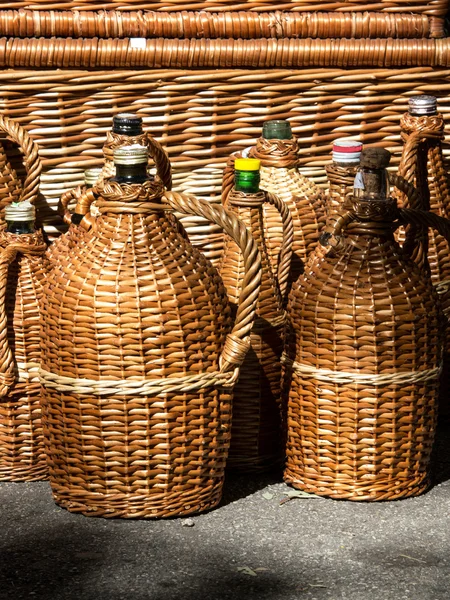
[112,113,143,136]
[408,96,437,117]
[113,144,148,165]
[359,148,391,169]
[262,120,292,140]
[5,201,35,222]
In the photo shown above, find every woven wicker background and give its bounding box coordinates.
[1,67,450,238]
[3,1,448,16]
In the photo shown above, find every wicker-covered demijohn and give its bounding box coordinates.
[40,147,261,518]
[284,148,450,501]
[219,160,293,471]
[0,115,46,481]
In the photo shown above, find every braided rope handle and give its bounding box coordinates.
[0,114,41,206]
[163,191,262,374]
[399,208,450,250]
[265,191,294,300]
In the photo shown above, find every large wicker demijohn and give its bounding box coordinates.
[0,115,46,481]
[284,148,450,501]
[218,158,293,472]
[40,144,261,518]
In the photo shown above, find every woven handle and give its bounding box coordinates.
[145,133,172,191]
[163,191,262,374]
[0,237,46,397]
[265,191,294,300]
[0,115,41,206]
[58,186,98,229]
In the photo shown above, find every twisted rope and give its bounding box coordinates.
[40,366,239,396]
[0,114,41,205]
[163,190,262,372]
[94,178,166,214]
[282,354,442,386]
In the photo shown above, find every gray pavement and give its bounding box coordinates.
[1,425,450,600]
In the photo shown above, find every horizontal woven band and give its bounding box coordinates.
[39,367,238,397]
[17,361,40,383]
[281,354,442,386]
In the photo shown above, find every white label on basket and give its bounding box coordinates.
[354,172,365,190]
[130,38,147,49]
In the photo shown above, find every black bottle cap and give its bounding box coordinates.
[112,114,143,136]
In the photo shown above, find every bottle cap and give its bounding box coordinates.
[262,120,292,140]
[113,144,148,165]
[359,148,391,169]
[408,96,437,116]
[5,201,35,222]
[235,158,261,171]
[112,113,143,136]
[84,168,103,187]
[332,139,363,164]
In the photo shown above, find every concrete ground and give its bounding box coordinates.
[2,425,450,600]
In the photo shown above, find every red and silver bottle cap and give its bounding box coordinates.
[332,139,363,164]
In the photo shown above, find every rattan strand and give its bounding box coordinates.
[284,202,446,501]
[41,182,261,518]
[3,1,447,17]
[2,37,450,69]
[0,10,440,39]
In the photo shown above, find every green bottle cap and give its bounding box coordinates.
[262,120,292,140]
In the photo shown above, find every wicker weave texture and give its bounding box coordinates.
[41,178,261,517]
[3,38,450,69]
[3,1,447,16]
[0,10,442,39]
[2,68,450,244]
[284,201,446,500]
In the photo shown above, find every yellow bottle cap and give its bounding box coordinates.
[234,158,261,171]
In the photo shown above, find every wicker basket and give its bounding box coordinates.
[3,1,447,16]
[284,173,450,500]
[218,185,293,471]
[0,115,47,481]
[40,165,261,518]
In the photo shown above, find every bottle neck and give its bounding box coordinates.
[235,170,260,194]
[6,220,35,234]
[353,167,389,201]
[112,162,149,184]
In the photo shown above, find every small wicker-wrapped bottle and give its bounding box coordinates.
[0,116,46,481]
[223,121,325,285]
[218,158,293,472]
[40,145,261,518]
[284,148,450,501]
[248,120,326,283]
[325,139,362,225]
